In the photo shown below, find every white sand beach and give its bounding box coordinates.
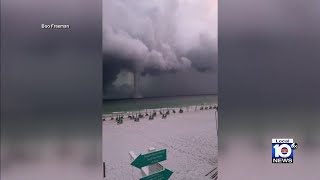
[103,108,218,180]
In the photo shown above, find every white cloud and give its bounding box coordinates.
[103,0,217,73]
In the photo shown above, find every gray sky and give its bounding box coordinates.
[103,0,218,99]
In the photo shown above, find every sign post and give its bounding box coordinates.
[130,147,173,180]
[131,149,167,169]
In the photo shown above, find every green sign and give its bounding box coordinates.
[140,169,173,180]
[131,149,167,169]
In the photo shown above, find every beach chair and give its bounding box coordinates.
[117,118,122,125]
[139,113,143,118]
[134,116,140,122]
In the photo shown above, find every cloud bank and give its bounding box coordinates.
[103,0,217,97]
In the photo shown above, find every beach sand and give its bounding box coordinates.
[103,109,218,180]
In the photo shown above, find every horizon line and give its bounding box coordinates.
[103,93,218,101]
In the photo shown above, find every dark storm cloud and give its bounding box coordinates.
[186,33,218,72]
[140,70,218,97]
[102,54,135,93]
[103,0,218,88]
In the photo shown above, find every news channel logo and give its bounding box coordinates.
[272,138,298,164]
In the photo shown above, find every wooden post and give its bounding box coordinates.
[103,162,106,178]
[215,110,218,135]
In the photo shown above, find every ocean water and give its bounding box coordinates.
[103,95,217,113]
